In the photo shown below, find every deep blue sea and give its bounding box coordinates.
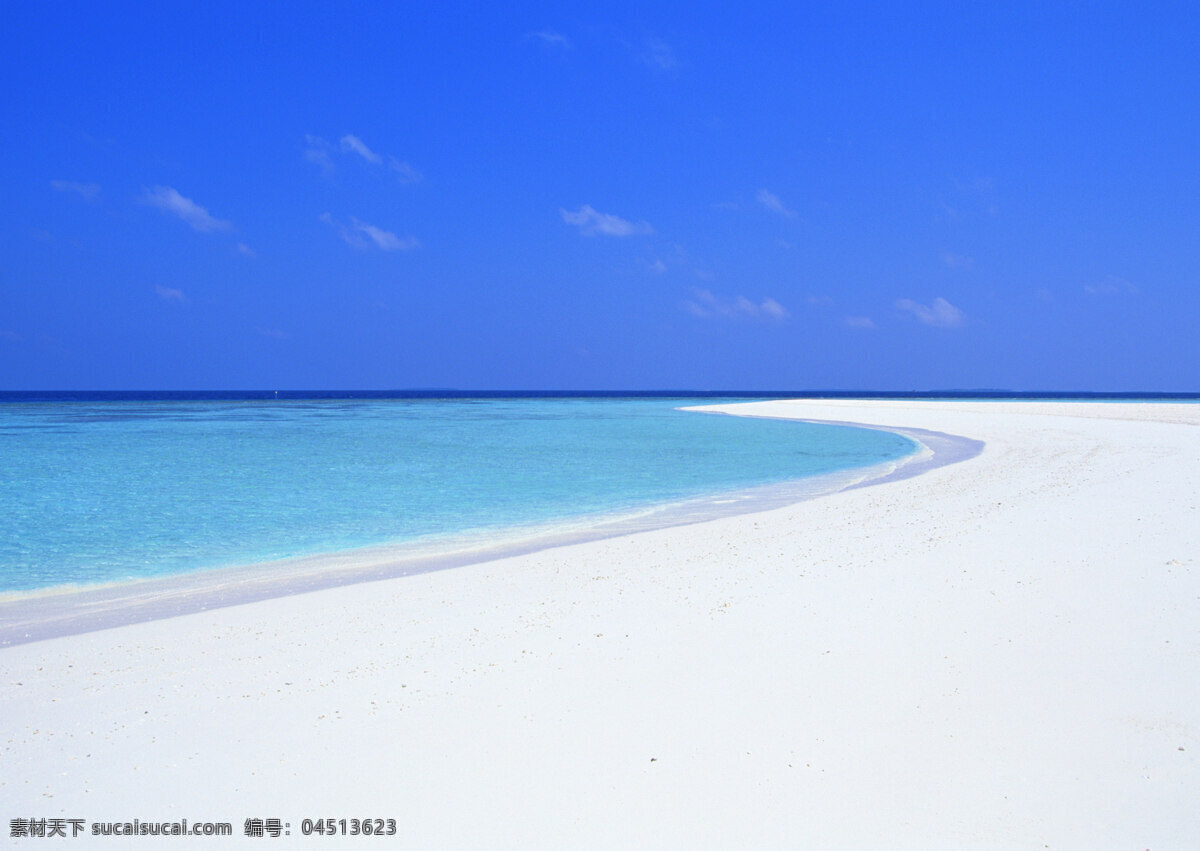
[0,394,929,593]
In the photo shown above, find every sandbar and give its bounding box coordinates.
[2,400,1197,847]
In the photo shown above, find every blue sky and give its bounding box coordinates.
[2,2,1197,390]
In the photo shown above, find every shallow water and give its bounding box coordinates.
[0,396,917,592]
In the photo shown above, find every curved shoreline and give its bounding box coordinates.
[0,406,981,647]
[4,400,1197,845]
[684,405,985,489]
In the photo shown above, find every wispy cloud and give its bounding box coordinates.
[256,327,289,340]
[942,251,974,269]
[649,259,668,274]
[389,158,422,184]
[1084,275,1138,295]
[561,204,652,237]
[352,217,418,251]
[807,295,834,307]
[236,242,256,257]
[528,29,571,48]
[757,188,796,218]
[640,37,678,70]
[896,296,964,328]
[321,213,365,248]
[50,180,101,201]
[142,186,232,233]
[844,315,876,330]
[758,297,788,319]
[685,289,788,321]
[304,135,335,174]
[308,133,422,184]
[154,285,186,303]
[320,213,418,251]
[0,329,21,342]
[340,134,382,164]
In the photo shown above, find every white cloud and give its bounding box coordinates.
[50,180,101,201]
[142,186,231,232]
[311,133,421,183]
[256,327,288,340]
[305,148,334,171]
[641,38,677,70]
[155,285,185,303]
[942,251,974,269]
[236,242,256,257]
[304,135,335,174]
[844,315,876,329]
[352,217,418,251]
[685,289,788,321]
[321,213,418,251]
[649,259,668,274]
[1084,275,1138,295]
[340,134,382,164]
[807,295,834,306]
[896,296,964,328]
[0,329,21,342]
[320,212,366,248]
[528,30,571,48]
[760,297,788,319]
[389,158,422,184]
[757,188,796,218]
[561,204,652,237]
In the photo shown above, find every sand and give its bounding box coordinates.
[2,400,1198,848]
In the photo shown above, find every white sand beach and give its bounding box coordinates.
[2,400,1198,848]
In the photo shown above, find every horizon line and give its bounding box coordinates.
[2,388,1199,398]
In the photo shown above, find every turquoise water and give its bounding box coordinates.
[0,397,916,592]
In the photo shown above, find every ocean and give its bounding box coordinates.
[0,394,924,593]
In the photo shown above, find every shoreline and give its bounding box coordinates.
[3,399,1197,846]
[0,412,979,647]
